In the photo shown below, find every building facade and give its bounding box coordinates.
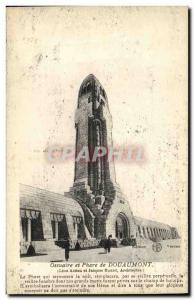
[20,74,179,254]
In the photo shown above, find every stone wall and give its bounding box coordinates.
[105,185,137,239]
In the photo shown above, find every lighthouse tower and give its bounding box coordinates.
[71,74,136,239]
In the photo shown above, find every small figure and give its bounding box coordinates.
[104,235,112,253]
[104,238,108,253]
[64,239,70,261]
[75,240,81,251]
[27,242,36,256]
[107,235,112,253]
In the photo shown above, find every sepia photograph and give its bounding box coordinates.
[6,6,188,294]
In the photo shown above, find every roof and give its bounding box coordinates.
[81,74,101,86]
[20,184,84,216]
[134,216,172,229]
[78,74,108,100]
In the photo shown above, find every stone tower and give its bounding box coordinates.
[71,74,136,240]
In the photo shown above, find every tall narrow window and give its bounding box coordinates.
[87,82,91,93]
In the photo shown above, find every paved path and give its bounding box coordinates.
[21,239,181,263]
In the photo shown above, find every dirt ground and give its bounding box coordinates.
[21,239,181,263]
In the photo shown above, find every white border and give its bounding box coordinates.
[1,1,192,299]
[2,0,194,5]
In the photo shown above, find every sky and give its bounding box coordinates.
[7,6,187,230]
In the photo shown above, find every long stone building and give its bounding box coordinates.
[20,74,179,254]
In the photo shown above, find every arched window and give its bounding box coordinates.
[142,227,146,238]
[138,225,141,235]
[99,87,105,97]
[100,99,105,106]
[82,85,87,95]
[86,82,91,93]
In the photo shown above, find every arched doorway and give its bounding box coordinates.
[115,213,129,240]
